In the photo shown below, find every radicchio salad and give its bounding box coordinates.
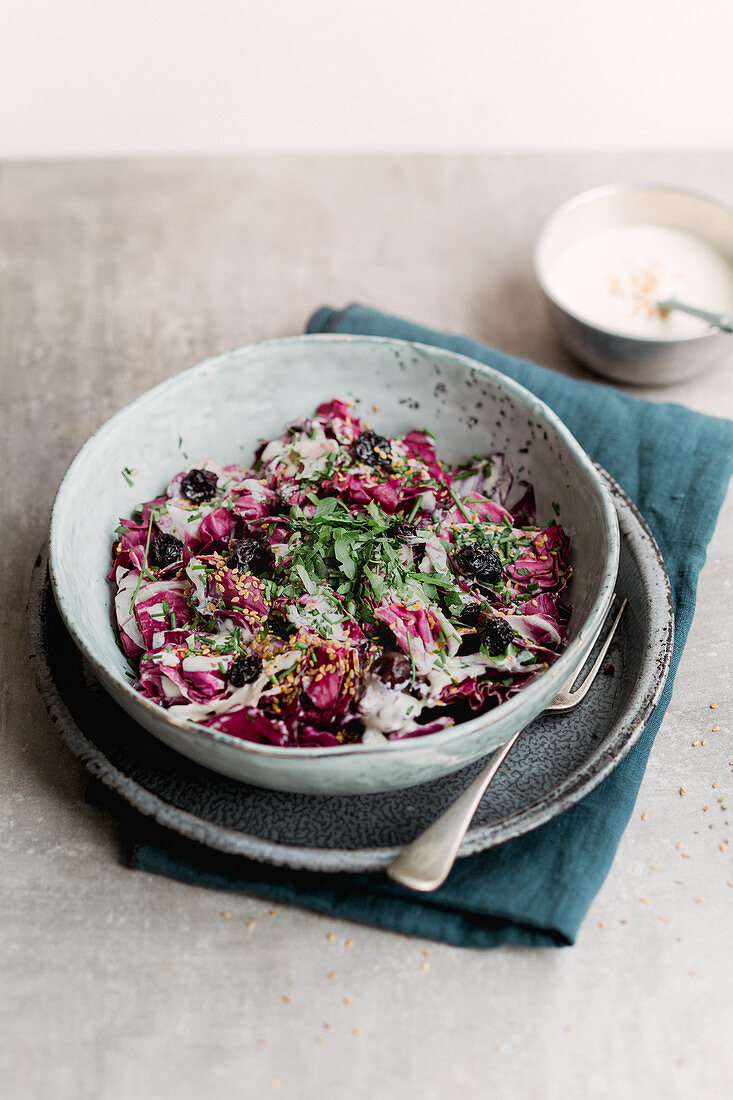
[110,400,571,748]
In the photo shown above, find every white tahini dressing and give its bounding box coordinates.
[544,224,733,338]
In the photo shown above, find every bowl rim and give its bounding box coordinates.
[533,180,733,346]
[49,332,620,761]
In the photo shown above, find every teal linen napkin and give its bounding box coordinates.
[125,303,733,947]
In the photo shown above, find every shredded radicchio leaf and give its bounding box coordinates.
[109,401,572,745]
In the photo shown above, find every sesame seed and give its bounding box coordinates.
[345,938,354,948]
[711,702,718,709]
[640,897,649,904]
[641,813,648,821]
[713,782,720,789]
[220,911,232,919]
[246,919,256,930]
[676,842,684,849]
[282,995,291,1003]
[679,787,686,796]
[421,961,430,971]
[713,726,720,732]
[352,1028,362,1037]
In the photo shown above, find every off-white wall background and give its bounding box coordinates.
[2,0,732,158]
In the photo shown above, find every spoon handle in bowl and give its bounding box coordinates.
[386,729,524,892]
[387,596,625,892]
[657,297,733,333]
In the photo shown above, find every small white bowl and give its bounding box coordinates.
[534,183,733,386]
[49,335,619,794]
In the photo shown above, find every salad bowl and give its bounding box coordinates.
[49,335,619,794]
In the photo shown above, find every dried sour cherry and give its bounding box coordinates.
[457,602,482,627]
[454,544,503,586]
[388,520,423,546]
[353,429,393,468]
[479,617,515,657]
[181,468,218,503]
[227,537,272,575]
[228,653,263,687]
[149,533,183,569]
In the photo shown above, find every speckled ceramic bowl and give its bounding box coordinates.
[49,335,619,794]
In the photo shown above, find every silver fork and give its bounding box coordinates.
[387,597,627,892]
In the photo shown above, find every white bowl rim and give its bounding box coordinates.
[49,332,620,761]
[533,180,733,346]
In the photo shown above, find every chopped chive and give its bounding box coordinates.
[448,487,473,524]
[406,635,417,687]
[130,514,155,610]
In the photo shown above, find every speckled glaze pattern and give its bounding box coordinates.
[30,472,673,873]
[47,336,619,795]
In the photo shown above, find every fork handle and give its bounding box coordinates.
[386,728,523,891]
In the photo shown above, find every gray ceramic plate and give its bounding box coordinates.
[48,335,619,794]
[29,470,673,873]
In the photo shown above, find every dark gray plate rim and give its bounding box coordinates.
[28,470,673,873]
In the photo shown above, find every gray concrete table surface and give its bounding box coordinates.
[2,152,732,1100]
